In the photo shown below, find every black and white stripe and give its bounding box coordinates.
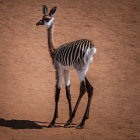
[54,39,94,70]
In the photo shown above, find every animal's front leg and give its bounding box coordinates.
[64,70,72,118]
[48,69,63,128]
[48,85,60,128]
[66,85,72,117]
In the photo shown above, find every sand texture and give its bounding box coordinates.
[0,0,140,140]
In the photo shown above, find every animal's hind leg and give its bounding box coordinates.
[64,76,86,127]
[76,77,93,129]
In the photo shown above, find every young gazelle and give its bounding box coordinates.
[36,5,96,129]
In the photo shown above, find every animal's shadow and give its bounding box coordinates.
[0,118,76,129]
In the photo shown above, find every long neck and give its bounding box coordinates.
[47,24,55,57]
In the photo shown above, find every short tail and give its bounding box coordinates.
[84,47,96,64]
[93,47,96,54]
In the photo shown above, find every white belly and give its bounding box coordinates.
[61,65,74,70]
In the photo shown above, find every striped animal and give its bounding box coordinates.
[36,5,96,129]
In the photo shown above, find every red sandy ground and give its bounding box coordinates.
[0,0,140,140]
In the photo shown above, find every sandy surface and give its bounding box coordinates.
[0,0,140,140]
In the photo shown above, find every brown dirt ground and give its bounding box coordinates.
[0,0,140,140]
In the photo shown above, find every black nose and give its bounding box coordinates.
[36,20,44,26]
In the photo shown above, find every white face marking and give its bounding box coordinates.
[44,17,54,28]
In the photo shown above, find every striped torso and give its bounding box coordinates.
[53,39,94,70]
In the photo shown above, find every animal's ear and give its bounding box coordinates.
[49,6,57,16]
[42,5,48,15]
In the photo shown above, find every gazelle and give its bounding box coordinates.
[36,5,96,129]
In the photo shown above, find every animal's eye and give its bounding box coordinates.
[44,18,50,22]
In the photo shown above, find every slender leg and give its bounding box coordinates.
[76,77,93,129]
[66,85,72,117]
[48,69,63,128]
[64,80,86,127]
[64,70,72,117]
[48,85,60,127]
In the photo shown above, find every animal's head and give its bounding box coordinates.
[36,5,57,28]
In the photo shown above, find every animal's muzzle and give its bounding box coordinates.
[36,20,44,26]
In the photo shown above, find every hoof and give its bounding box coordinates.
[64,120,71,127]
[76,124,84,129]
[48,122,55,128]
